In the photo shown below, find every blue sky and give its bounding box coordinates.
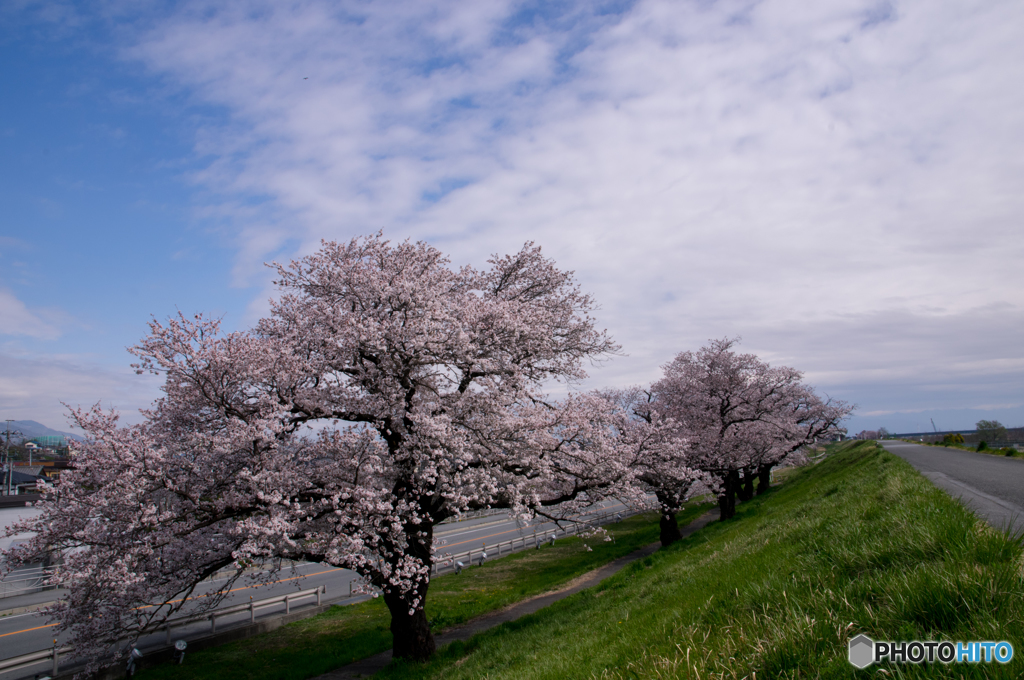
[2,0,1023,436]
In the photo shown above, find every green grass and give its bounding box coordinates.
[911,439,1024,459]
[138,503,713,680]
[971,444,1022,459]
[376,441,1024,679]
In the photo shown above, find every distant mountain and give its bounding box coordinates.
[3,420,85,443]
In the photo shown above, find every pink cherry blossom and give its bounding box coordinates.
[2,234,629,666]
[653,338,851,520]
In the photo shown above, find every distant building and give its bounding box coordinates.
[32,460,74,480]
[2,469,45,495]
[31,435,68,449]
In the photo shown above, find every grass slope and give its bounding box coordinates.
[138,503,713,680]
[379,441,1024,679]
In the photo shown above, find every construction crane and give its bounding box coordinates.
[931,418,938,433]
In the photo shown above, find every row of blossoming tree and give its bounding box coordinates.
[1,235,849,668]
[611,338,852,547]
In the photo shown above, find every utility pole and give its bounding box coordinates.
[2,421,23,496]
[3,420,12,497]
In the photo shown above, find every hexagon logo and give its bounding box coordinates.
[848,634,875,669]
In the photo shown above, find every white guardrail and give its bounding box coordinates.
[0,565,56,599]
[0,585,325,678]
[431,507,636,575]
[437,507,508,525]
[2,505,642,678]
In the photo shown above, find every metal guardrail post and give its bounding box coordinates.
[52,640,59,676]
[250,596,254,623]
[317,585,322,606]
[285,594,290,615]
[211,612,217,634]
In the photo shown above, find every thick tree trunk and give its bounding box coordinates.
[718,470,739,521]
[717,492,732,521]
[737,469,755,502]
[384,591,436,660]
[659,511,683,546]
[757,465,772,495]
[381,504,437,660]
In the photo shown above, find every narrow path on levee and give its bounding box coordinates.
[313,509,720,680]
[879,440,1024,536]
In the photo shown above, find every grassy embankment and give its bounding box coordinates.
[376,441,1024,679]
[138,503,713,680]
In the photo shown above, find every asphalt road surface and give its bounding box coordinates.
[0,499,633,677]
[880,440,1024,536]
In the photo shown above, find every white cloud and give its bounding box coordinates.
[0,289,64,340]
[102,0,1024,427]
[0,348,161,428]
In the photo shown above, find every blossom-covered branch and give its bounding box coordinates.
[2,234,629,666]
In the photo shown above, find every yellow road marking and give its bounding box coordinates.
[0,621,57,637]
[1,568,343,638]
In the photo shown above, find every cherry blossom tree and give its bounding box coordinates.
[653,339,850,520]
[601,386,705,546]
[738,384,851,500]
[2,235,630,665]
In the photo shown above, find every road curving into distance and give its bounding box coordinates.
[879,440,1024,537]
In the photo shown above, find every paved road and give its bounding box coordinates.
[0,499,634,677]
[880,440,1024,536]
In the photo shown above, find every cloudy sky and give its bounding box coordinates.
[2,0,1022,436]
